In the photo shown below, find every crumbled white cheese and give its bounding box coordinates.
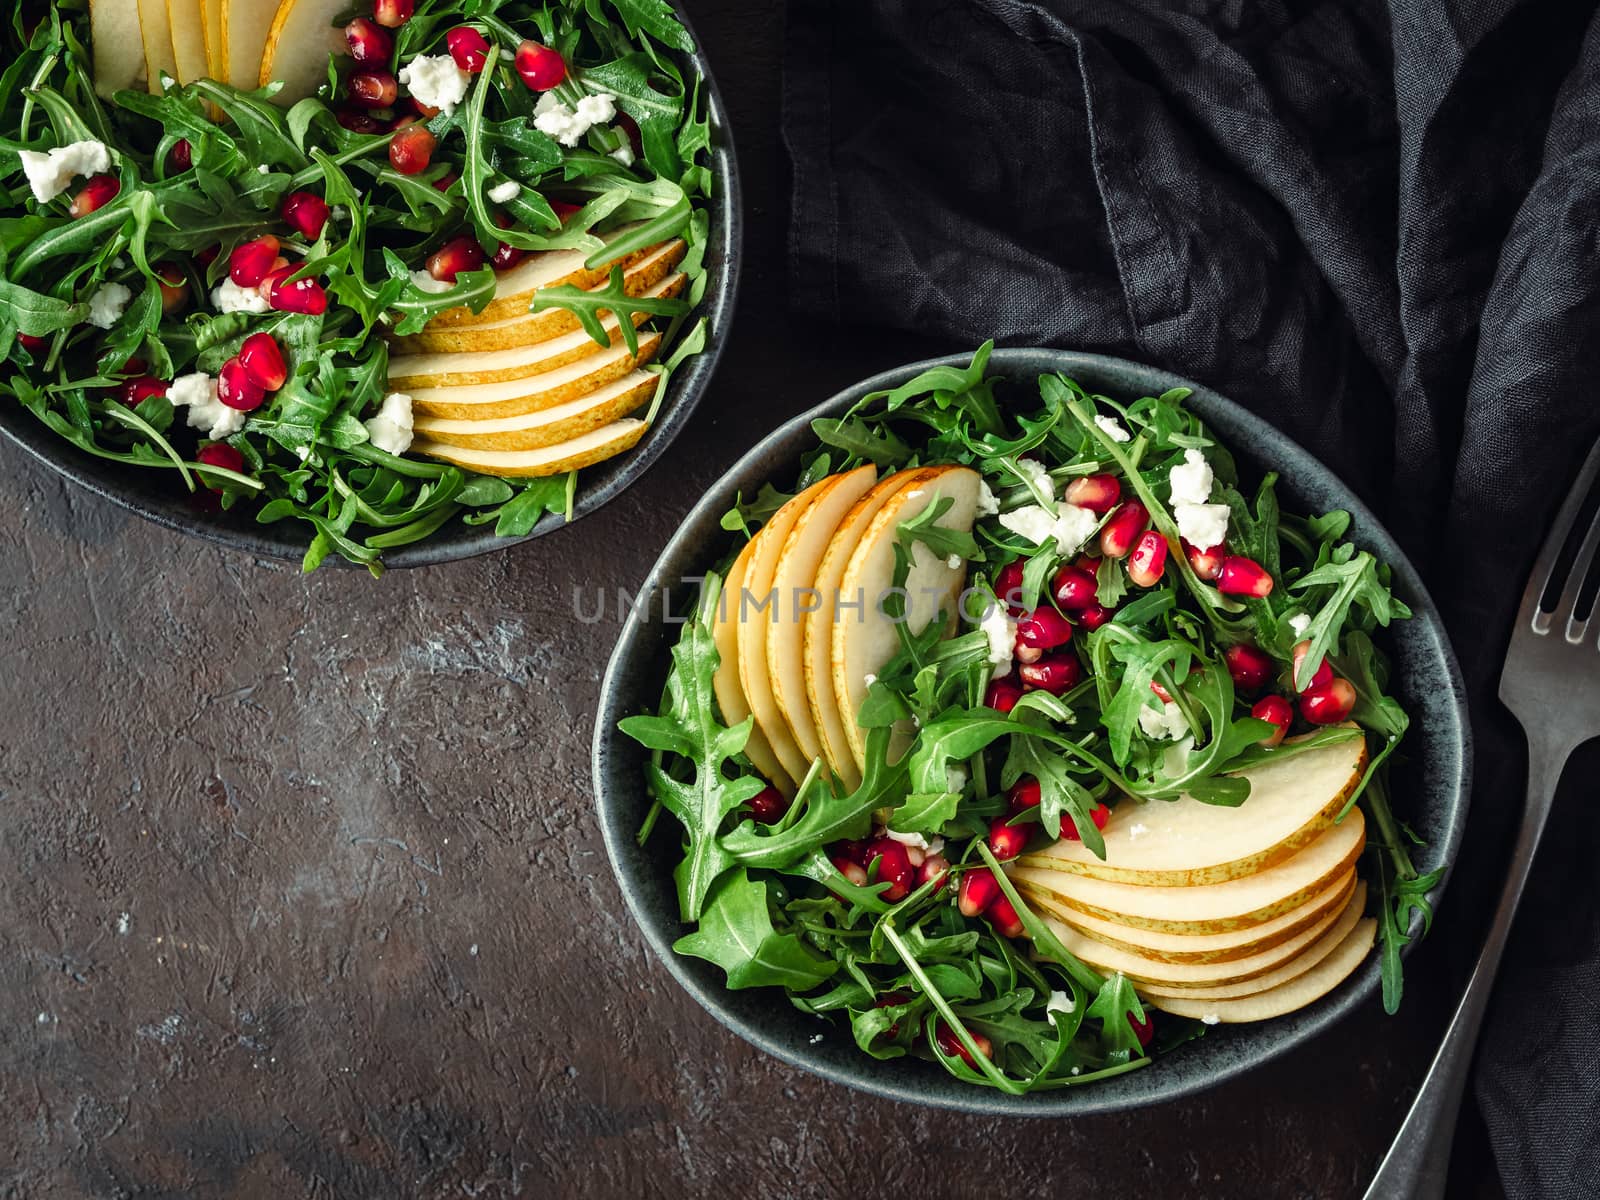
[1070,1066,1081,1076]
[211,277,271,314]
[486,178,521,204]
[1127,822,1149,840]
[998,502,1099,555]
[885,830,945,853]
[1138,702,1190,741]
[610,145,636,167]
[945,764,968,794]
[862,673,877,688]
[532,91,618,147]
[1046,990,1076,1017]
[1095,414,1131,443]
[1201,1013,1221,1026]
[399,54,471,116]
[85,282,131,330]
[410,269,454,294]
[998,504,1057,546]
[1015,457,1055,501]
[975,478,1000,517]
[17,139,112,204]
[256,164,270,174]
[169,372,246,439]
[979,604,1017,673]
[946,553,962,569]
[365,392,414,455]
[1288,612,1312,638]
[1169,448,1215,505]
[1174,502,1230,552]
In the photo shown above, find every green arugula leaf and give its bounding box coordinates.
[674,869,836,990]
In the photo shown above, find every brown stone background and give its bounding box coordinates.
[0,3,1514,1197]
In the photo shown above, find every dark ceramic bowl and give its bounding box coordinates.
[593,349,1471,1116]
[0,2,740,569]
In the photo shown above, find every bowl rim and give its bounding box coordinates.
[592,347,1473,1116]
[0,0,742,570]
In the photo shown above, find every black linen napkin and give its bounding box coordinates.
[783,2,1600,1196]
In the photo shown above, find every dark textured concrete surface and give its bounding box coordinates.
[0,4,1507,1198]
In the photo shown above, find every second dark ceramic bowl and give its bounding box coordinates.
[0,1,740,569]
[593,349,1471,1116]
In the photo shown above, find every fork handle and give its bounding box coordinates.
[1360,743,1566,1200]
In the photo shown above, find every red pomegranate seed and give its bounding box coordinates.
[196,442,244,479]
[1100,500,1149,559]
[372,0,413,28]
[1291,640,1333,693]
[747,785,789,824]
[876,989,912,1038]
[1061,802,1112,841]
[1019,652,1081,695]
[1224,643,1274,693]
[265,267,328,315]
[934,1021,993,1068]
[957,869,1000,918]
[1217,556,1275,597]
[1007,776,1042,812]
[427,235,486,283]
[119,375,168,406]
[349,70,398,109]
[389,124,436,175]
[336,108,387,134]
[1128,1010,1155,1049]
[491,240,528,270]
[237,332,287,391]
[988,894,1026,939]
[1050,564,1098,611]
[1016,607,1073,650]
[196,244,220,267]
[154,263,188,314]
[17,332,47,351]
[984,674,1023,714]
[345,17,393,63]
[1300,678,1356,725]
[988,818,1029,863]
[171,139,192,171]
[229,235,280,287]
[919,855,950,892]
[1149,680,1174,704]
[835,839,871,866]
[1076,603,1113,631]
[993,559,1025,611]
[1065,473,1121,514]
[216,357,265,411]
[282,192,331,241]
[1251,695,1294,746]
[1186,540,1227,581]
[68,174,120,218]
[1126,529,1169,587]
[551,199,583,220]
[447,26,492,72]
[830,857,868,888]
[515,40,567,90]
[865,839,916,902]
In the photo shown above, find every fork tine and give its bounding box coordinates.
[1519,436,1600,632]
[1557,499,1600,643]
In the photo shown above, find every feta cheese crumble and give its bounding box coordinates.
[17,139,112,204]
[1138,702,1190,741]
[365,392,414,455]
[1095,414,1131,443]
[610,146,636,167]
[946,553,962,569]
[399,54,471,116]
[1174,502,1230,552]
[169,372,246,440]
[486,179,521,204]
[1127,822,1150,840]
[211,277,271,315]
[1168,448,1215,505]
[1046,990,1076,1017]
[1015,457,1055,501]
[410,269,453,294]
[532,92,619,147]
[945,764,969,794]
[1288,612,1312,638]
[975,478,1000,516]
[979,604,1017,675]
[1201,1013,1221,1026]
[998,502,1100,555]
[85,282,132,330]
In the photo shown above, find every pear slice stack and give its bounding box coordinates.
[1012,731,1380,1021]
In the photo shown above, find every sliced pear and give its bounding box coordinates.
[412,369,659,451]
[830,466,981,770]
[1054,869,1356,965]
[1138,882,1368,1000]
[221,0,279,88]
[199,0,224,79]
[737,481,840,784]
[394,241,688,352]
[414,418,646,478]
[136,0,178,90]
[1018,731,1368,887]
[405,340,656,422]
[712,541,792,795]
[91,0,149,97]
[387,274,685,389]
[427,231,659,328]
[764,466,879,776]
[801,469,935,790]
[166,0,209,82]
[1145,916,1377,1021]
[259,0,348,99]
[1012,806,1366,935]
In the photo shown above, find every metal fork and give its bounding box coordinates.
[1362,436,1600,1199]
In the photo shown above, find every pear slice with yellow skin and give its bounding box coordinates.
[91,0,149,97]
[411,369,659,451]
[830,465,981,770]
[414,418,646,478]
[407,334,659,422]
[1017,730,1368,887]
[165,0,210,82]
[136,0,178,90]
[199,0,224,79]
[802,469,936,790]
[425,229,657,328]
[737,480,839,785]
[386,274,685,389]
[393,241,688,352]
[220,0,275,89]
[1144,915,1377,1021]
[1012,806,1366,935]
[259,0,348,99]
[763,466,879,776]
[712,540,791,795]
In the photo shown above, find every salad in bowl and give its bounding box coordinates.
[1,0,719,571]
[616,344,1453,1095]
